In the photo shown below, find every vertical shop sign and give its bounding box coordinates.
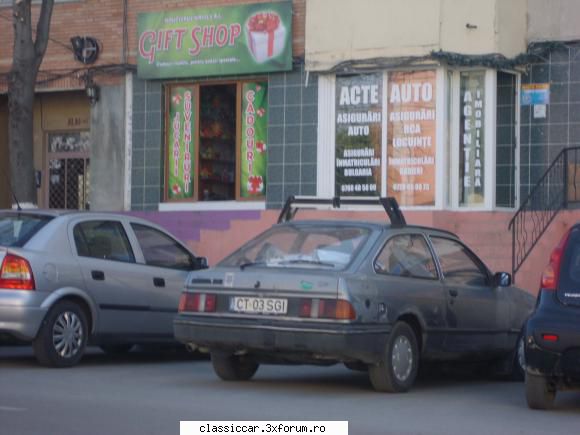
[335,74,382,196]
[167,86,195,200]
[459,71,485,206]
[241,82,268,198]
[387,70,436,206]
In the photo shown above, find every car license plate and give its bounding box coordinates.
[229,297,288,315]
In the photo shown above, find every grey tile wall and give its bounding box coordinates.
[496,72,517,208]
[266,63,318,209]
[520,43,580,203]
[130,62,318,211]
[131,77,164,211]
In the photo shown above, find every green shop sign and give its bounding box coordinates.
[241,82,268,198]
[137,2,292,79]
[166,86,195,200]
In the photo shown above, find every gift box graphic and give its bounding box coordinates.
[246,12,286,63]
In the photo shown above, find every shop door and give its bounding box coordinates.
[46,131,91,210]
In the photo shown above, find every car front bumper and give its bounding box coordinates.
[174,315,391,364]
[0,290,48,341]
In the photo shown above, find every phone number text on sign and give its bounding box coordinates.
[341,184,377,193]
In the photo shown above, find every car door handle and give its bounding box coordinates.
[449,289,458,297]
[91,270,105,281]
[153,277,165,287]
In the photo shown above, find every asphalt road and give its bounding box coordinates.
[0,345,579,435]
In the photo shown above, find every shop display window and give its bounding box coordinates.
[164,80,268,202]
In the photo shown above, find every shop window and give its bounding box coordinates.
[165,81,267,202]
[319,68,519,210]
[199,84,237,201]
[330,70,438,206]
[459,71,486,207]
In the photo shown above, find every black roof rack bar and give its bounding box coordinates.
[277,195,406,226]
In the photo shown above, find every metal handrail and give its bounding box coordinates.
[509,146,580,281]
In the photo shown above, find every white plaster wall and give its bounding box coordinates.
[528,0,580,42]
[305,0,527,71]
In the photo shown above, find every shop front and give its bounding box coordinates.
[131,1,317,262]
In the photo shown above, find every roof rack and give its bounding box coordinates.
[277,195,406,226]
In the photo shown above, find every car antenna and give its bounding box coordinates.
[2,171,22,211]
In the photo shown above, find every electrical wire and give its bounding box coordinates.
[0,12,75,54]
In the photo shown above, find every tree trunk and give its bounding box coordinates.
[8,0,54,208]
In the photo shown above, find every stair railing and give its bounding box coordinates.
[509,146,580,282]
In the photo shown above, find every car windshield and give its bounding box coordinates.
[220,224,371,270]
[0,213,53,247]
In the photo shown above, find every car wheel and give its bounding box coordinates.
[368,321,419,393]
[525,373,556,410]
[100,344,134,355]
[33,301,88,368]
[511,333,526,381]
[211,352,259,381]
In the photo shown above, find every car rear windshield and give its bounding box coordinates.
[558,227,580,306]
[0,213,53,247]
[219,224,371,270]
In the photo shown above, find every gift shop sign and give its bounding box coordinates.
[241,82,268,198]
[167,86,195,200]
[335,74,383,197]
[387,71,436,206]
[137,2,292,79]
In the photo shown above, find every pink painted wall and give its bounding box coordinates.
[146,208,580,295]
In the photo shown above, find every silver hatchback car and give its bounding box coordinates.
[0,210,207,367]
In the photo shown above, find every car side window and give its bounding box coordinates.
[430,237,488,286]
[73,220,135,263]
[131,223,194,271]
[374,234,438,280]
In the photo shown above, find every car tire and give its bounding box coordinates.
[525,373,556,410]
[511,333,526,381]
[33,301,88,368]
[211,352,259,381]
[100,344,134,355]
[368,321,419,393]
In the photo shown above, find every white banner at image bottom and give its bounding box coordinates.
[181,421,348,435]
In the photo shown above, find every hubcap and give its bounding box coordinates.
[391,335,413,382]
[52,311,84,359]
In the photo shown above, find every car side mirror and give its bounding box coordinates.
[493,271,512,287]
[193,256,208,270]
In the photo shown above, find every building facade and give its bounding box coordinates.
[2,0,580,292]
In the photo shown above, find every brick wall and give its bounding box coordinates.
[0,0,305,89]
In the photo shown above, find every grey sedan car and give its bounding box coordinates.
[0,210,207,367]
[174,196,534,392]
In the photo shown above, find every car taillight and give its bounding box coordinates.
[540,229,573,290]
[178,292,216,313]
[542,333,559,342]
[299,298,355,320]
[0,254,35,290]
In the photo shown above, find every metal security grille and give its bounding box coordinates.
[47,132,90,210]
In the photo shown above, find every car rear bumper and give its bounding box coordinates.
[174,315,391,364]
[0,290,47,341]
[525,323,580,381]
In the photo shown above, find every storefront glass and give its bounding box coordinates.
[334,74,383,197]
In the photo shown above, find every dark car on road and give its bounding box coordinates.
[525,224,580,409]
[175,197,534,392]
[0,209,207,367]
